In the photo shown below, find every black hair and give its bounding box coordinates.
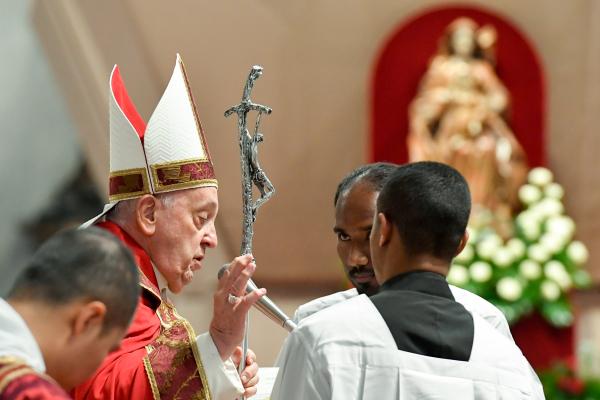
[377,161,471,261]
[8,227,140,331]
[334,162,398,206]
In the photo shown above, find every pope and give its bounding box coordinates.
[73,55,265,400]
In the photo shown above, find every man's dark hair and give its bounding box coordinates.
[334,162,398,206]
[377,161,471,261]
[8,227,139,332]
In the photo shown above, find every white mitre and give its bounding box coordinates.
[82,54,217,228]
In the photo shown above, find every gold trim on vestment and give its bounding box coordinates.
[143,351,161,400]
[0,369,32,394]
[171,304,212,400]
[0,357,60,394]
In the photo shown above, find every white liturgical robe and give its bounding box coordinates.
[0,298,45,372]
[293,285,513,340]
[273,295,544,400]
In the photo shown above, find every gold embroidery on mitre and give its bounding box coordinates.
[109,167,151,202]
[150,158,218,193]
[163,166,188,182]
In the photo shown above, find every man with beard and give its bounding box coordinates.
[0,227,139,399]
[292,162,512,341]
[273,162,544,399]
[73,55,263,400]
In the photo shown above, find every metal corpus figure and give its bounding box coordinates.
[224,65,275,384]
[225,65,275,256]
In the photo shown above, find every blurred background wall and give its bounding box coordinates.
[0,0,80,294]
[1,0,599,368]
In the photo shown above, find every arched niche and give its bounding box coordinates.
[370,5,545,167]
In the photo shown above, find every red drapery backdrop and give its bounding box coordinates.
[370,5,569,370]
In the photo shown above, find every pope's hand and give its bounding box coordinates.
[210,254,266,361]
[233,347,259,398]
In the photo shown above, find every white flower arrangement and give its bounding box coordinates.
[449,166,591,327]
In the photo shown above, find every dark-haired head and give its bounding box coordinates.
[334,162,398,207]
[370,162,471,283]
[333,162,397,296]
[6,227,140,390]
[8,227,139,331]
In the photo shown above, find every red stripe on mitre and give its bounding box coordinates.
[111,65,147,141]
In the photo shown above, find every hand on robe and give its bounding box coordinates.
[233,347,259,397]
[210,254,267,361]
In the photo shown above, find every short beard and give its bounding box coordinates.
[353,281,379,297]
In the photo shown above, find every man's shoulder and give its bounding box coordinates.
[293,288,358,323]
[293,294,387,348]
[0,362,69,400]
[450,285,504,317]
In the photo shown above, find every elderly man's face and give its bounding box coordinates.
[334,182,379,296]
[150,187,218,293]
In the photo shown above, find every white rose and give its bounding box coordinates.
[476,238,500,260]
[520,220,542,242]
[448,264,469,286]
[545,183,565,200]
[507,238,526,259]
[539,233,566,255]
[518,184,542,205]
[544,260,572,290]
[455,244,474,264]
[492,248,514,268]
[546,216,575,239]
[519,259,542,280]
[496,277,523,302]
[528,244,550,263]
[517,210,542,226]
[537,198,564,218]
[469,261,493,283]
[528,167,554,187]
[484,233,503,247]
[540,280,561,301]
[567,241,589,265]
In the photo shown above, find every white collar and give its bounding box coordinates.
[152,264,170,301]
[0,298,46,372]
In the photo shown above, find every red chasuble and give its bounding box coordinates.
[0,358,71,400]
[72,221,210,400]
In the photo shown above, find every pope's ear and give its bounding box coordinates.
[454,230,470,256]
[377,212,392,247]
[72,301,106,339]
[136,195,158,236]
